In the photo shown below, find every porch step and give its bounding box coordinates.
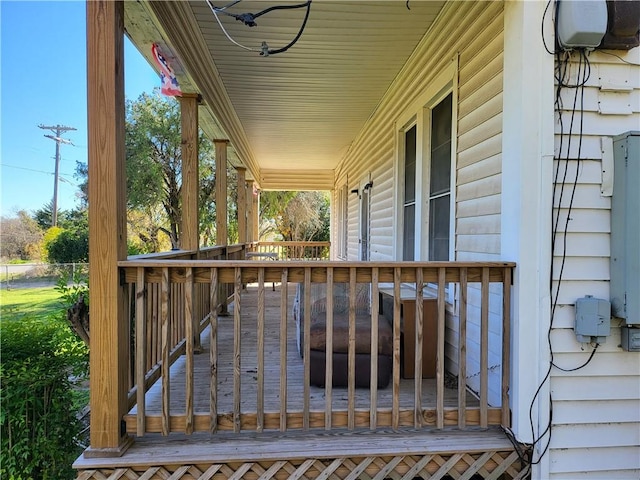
[75,427,529,480]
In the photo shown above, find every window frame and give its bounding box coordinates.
[394,58,458,263]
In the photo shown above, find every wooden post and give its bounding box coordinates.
[214,140,228,315]
[179,94,201,352]
[236,167,247,245]
[252,183,259,242]
[246,180,255,243]
[179,93,200,252]
[214,140,228,246]
[86,0,132,457]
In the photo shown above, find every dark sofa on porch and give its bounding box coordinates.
[293,282,393,388]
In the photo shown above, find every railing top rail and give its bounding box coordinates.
[118,260,516,268]
[256,241,331,246]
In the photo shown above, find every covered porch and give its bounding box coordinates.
[76,245,525,478]
[78,0,533,478]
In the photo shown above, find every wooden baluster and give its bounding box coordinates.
[185,267,194,434]
[414,267,423,428]
[392,267,401,430]
[325,267,334,430]
[210,268,218,434]
[279,268,289,431]
[458,267,468,429]
[257,268,265,432]
[150,284,157,369]
[303,268,311,430]
[348,268,356,430]
[436,267,446,429]
[135,267,146,436]
[480,267,490,428]
[370,268,379,430]
[233,267,242,433]
[502,267,512,428]
[161,267,170,436]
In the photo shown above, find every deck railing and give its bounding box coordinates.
[248,241,330,260]
[119,260,514,437]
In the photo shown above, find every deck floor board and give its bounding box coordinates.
[75,427,515,469]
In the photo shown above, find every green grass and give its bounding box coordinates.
[0,286,63,321]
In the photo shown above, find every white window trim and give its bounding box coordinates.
[335,184,348,260]
[394,57,458,262]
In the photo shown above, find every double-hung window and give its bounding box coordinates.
[428,93,452,261]
[397,82,454,263]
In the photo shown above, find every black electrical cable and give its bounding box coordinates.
[597,50,640,67]
[208,0,312,56]
[261,1,312,56]
[541,0,556,55]
[212,0,310,27]
[523,48,598,470]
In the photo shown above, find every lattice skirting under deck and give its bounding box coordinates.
[76,450,530,480]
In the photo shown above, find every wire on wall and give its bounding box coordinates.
[503,3,603,474]
[205,0,312,56]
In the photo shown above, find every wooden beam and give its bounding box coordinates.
[214,140,228,246]
[85,0,132,457]
[236,167,247,244]
[179,94,201,353]
[179,93,200,252]
[252,184,259,241]
[246,180,256,243]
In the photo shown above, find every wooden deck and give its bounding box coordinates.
[75,427,528,479]
[77,273,528,479]
[127,283,480,433]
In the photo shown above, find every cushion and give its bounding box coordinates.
[308,312,393,356]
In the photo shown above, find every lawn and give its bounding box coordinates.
[0,286,63,321]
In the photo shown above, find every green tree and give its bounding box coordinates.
[259,191,330,241]
[75,91,241,251]
[42,210,89,263]
[126,92,222,250]
[0,210,44,260]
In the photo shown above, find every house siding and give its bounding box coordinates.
[332,1,506,406]
[549,49,640,479]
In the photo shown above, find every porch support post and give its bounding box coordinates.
[179,93,202,352]
[252,184,260,241]
[236,167,247,244]
[246,180,255,243]
[214,140,228,315]
[214,139,228,246]
[85,0,132,456]
[179,93,200,252]
[501,0,554,475]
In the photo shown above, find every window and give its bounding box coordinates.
[397,91,454,262]
[403,125,417,261]
[428,93,452,261]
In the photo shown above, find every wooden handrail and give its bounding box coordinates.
[120,261,515,438]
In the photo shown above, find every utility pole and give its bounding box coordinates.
[39,124,76,226]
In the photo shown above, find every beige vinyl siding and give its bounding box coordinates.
[335,1,505,261]
[549,49,640,479]
[332,1,506,404]
[456,8,503,260]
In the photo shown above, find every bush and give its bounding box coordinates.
[1,316,88,479]
[45,228,88,264]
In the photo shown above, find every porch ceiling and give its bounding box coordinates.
[125,1,446,188]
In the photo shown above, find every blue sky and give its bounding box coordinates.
[1,0,160,217]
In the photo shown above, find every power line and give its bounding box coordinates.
[38,124,77,226]
[1,163,74,177]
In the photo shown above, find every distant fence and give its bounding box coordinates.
[1,263,88,289]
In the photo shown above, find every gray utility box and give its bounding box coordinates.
[610,131,640,325]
